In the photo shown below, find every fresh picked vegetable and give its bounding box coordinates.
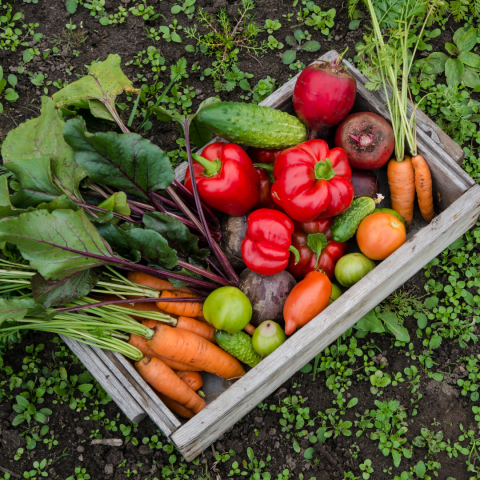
[241,209,299,276]
[198,102,308,149]
[254,165,279,210]
[387,156,415,227]
[239,268,297,327]
[283,271,332,335]
[334,252,375,287]
[184,142,260,216]
[412,155,434,223]
[214,329,261,368]
[203,286,252,333]
[334,112,394,169]
[220,216,248,270]
[329,283,342,305]
[286,218,348,280]
[252,321,286,357]
[374,208,405,225]
[271,139,354,222]
[331,197,376,243]
[249,147,283,164]
[350,169,380,200]
[293,54,357,138]
[356,212,406,260]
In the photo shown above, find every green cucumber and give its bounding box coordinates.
[198,102,308,149]
[331,197,376,243]
[214,329,261,368]
[374,208,405,225]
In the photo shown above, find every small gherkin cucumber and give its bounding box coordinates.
[331,197,376,243]
[198,102,308,149]
[214,329,261,368]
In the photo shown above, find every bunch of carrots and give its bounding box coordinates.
[120,272,244,419]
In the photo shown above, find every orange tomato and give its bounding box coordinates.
[356,212,406,260]
[283,271,332,335]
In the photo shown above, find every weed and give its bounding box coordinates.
[413,428,447,457]
[0,67,18,115]
[282,29,320,68]
[147,19,183,43]
[171,0,196,18]
[99,6,129,25]
[12,395,52,428]
[130,0,160,21]
[161,454,194,479]
[0,5,42,52]
[359,459,373,479]
[264,19,281,33]
[66,467,90,480]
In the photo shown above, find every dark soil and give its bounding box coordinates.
[0,1,477,479]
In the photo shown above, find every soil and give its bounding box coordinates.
[0,1,477,479]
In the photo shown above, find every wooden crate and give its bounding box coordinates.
[66,50,480,460]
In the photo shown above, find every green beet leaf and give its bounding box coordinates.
[63,117,174,200]
[31,269,100,308]
[355,310,384,333]
[0,176,28,217]
[1,97,85,201]
[0,297,50,327]
[52,54,137,123]
[143,212,209,261]
[0,209,116,280]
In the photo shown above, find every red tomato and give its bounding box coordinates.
[356,212,406,260]
[283,271,332,335]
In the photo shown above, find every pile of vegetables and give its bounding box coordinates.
[0,44,437,421]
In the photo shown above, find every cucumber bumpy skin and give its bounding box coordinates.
[331,197,376,243]
[198,102,308,149]
[214,329,261,368]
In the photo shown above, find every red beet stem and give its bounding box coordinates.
[349,134,374,148]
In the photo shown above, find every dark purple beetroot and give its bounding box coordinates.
[350,168,380,199]
[334,112,394,169]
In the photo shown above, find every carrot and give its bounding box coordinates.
[147,324,245,380]
[135,356,206,414]
[128,334,201,372]
[158,393,195,419]
[156,291,203,318]
[128,271,192,293]
[176,316,216,344]
[387,156,416,228]
[244,323,256,336]
[411,154,434,223]
[174,371,203,391]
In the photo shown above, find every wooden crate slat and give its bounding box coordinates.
[170,184,480,460]
[60,336,146,424]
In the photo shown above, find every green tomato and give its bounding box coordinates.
[203,286,252,333]
[374,208,405,225]
[252,321,286,357]
[334,253,375,288]
[328,283,342,305]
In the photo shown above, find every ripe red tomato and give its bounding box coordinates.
[356,212,406,260]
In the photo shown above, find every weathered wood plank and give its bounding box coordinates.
[60,336,146,424]
[171,184,480,460]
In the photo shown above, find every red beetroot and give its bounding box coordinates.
[293,56,357,138]
[350,168,380,199]
[334,112,395,169]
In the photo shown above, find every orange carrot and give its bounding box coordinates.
[156,291,203,318]
[135,356,206,414]
[128,334,201,372]
[244,323,256,336]
[174,371,203,391]
[128,271,192,293]
[147,324,245,380]
[387,156,416,228]
[411,154,434,222]
[158,393,195,419]
[176,316,216,344]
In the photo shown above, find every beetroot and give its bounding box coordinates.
[293,56,357,138]
[334,112,394,169]
[350,168,380,199]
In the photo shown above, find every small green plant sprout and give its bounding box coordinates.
[130,0,160,21]
[421,25,480,90]
[147,19,183,43]
[359,459,373,480]
[14,448,24,461]
[161,454,194,479]
[99,6,129,25]
[264,19,281,34]
[267,35,284,50]
[66,467,91,480]
[215,449,235,462]
[24,459,49,479]
[392,460,432,480]
[12,395,52,427]
[228,460,248,477]
[171,0,196,18]
[304,5,336,36]
[343,473,359,480]
[412,429,446,457]
[252,76,276,103]
[0,67,18,115]
[83,0,106,17]
[243,447,271,479]
[282,30,320,68]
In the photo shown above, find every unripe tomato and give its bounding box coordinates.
[357,212,406,260]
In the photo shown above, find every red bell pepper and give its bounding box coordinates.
[286,217,348,280]
[184,142,260,216]
[255,166,278,210]
[271,139,354,222]
[248,147,283,164]
[241,209,299,276]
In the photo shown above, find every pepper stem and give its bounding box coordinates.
[288,245,300,264]
[191,153,221,177]
[314,159,336,181]
[253,163,274,172]
[307,233,328,269]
